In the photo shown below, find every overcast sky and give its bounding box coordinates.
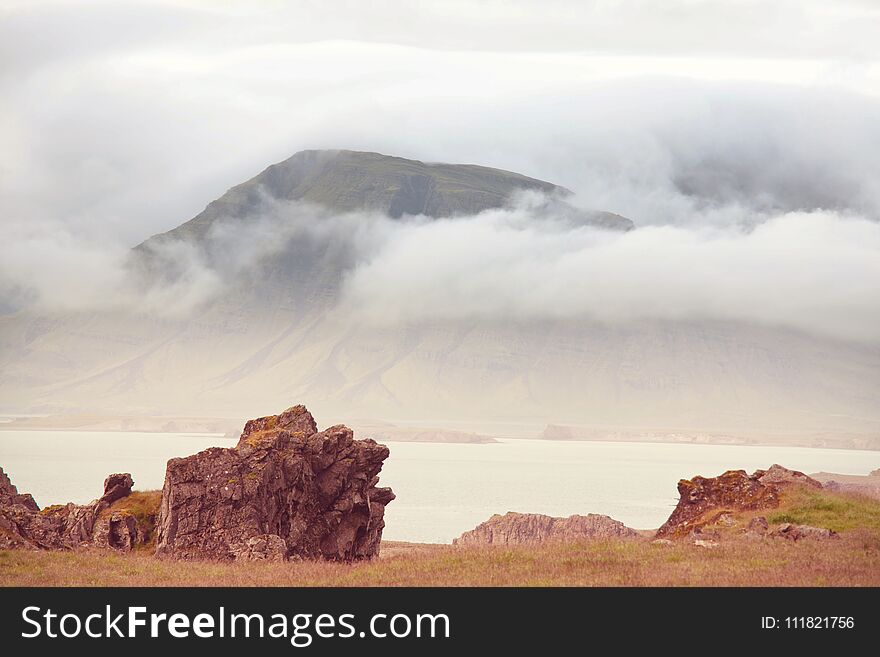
[2,0,880,241]
[1,1,879,341]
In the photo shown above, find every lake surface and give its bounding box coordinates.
[1,431,877,543]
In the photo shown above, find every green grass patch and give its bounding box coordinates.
[768,487,880,533]
[100,490,162,550]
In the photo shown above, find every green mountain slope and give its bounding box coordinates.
[137,149,631,248]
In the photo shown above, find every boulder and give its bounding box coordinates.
[155,405,394,562]
[656,465,819,538]
[92,512,140,550]
[453,511,637,546]
[747,516,769,534]
[771,523,839,541]
[100,473,134,506]
[755,464,821,489]
[716,513,736,527]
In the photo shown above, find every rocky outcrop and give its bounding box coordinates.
[0,467,39,513]
[453,512,637,546]
[0,467,38,549]
[771,523,839,541]
[756,464,821,488]
[657,465,821,538]
[155,405,394,562]
[2,405,393,561]
[0,468,148,551]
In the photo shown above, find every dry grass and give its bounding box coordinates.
[1,535,878,587]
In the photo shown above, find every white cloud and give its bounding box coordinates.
[338,202,880,344]
[0,1,878,345]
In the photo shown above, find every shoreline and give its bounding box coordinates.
[1,424,876,451]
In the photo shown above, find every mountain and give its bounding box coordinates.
[0,151,877,446]
[137,149,632,249]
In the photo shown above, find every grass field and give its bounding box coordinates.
[1,533,878,587]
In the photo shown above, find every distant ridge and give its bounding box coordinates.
[138,149,632,247]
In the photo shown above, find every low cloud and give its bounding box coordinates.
[2,1,880,344]
[337,201,880,344]
[1,191,878,343]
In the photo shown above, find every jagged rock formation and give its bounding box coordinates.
[453,511,637,546]
[0,468,150,551]
[656,464,821,538]
[155,405,394,561]
[0,467,38,512]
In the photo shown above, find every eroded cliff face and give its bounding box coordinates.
[656,464,822,538]
[155,405,394,562]
[453,512,638,546]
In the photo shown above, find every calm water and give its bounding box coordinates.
[1,431,877,543]
[0,431,238,507]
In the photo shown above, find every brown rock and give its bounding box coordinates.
[747,516,769,534]
[230,534,289,562]
[755,464,821,489]
[99,473,134,507]
[656,470,777,538]
[656,465,818,538]
[155,405,394,562]
[453,511,637,546]
[0,466,39,512]
[0,467,143,551]
[92,512,140,550]
[717,513,736,527]
[771,523,839,541]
